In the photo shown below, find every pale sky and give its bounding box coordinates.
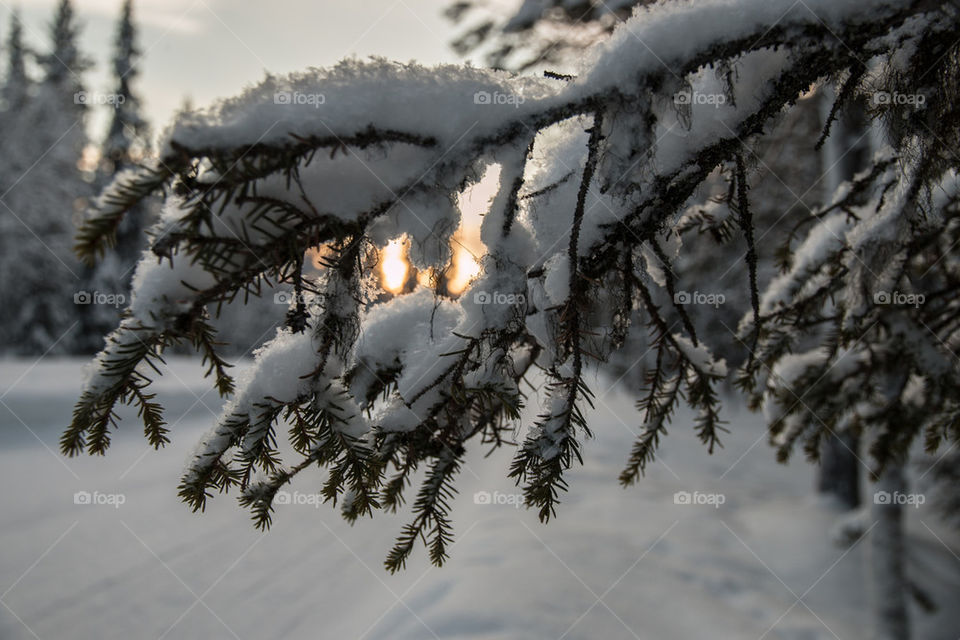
[4,0,467,143]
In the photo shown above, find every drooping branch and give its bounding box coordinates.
[63,0,960,570]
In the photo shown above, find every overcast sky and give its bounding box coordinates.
[5,0,466,143]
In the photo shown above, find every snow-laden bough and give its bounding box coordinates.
[65,0,960,570]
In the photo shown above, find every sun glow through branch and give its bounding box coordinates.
[375,164,500,296]
[381,238,409,294]
[446,235,482,296]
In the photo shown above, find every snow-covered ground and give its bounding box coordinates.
[0,358,957,639]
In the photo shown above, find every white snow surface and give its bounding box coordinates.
[159,0,910,160]
[355,288,463,404]
[1,358,958,639]
[162,59,559,153]
[543,253,571,305]
[672,333,728,378]
[759,212,856,315]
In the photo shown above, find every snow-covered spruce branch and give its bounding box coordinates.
[66,0,960,569]
[509,111,604,522]
[742,154,960,474]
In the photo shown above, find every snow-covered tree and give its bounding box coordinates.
[1,10,29,110]
[75,0,152,354]
[0,0,91,354]
[101,0,148,175]
[65,0,960,581]
[40,0,88,93]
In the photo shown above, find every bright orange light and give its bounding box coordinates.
[446,241,481,296]
[373,165,499,296]
[381,239,409,294]
[445,164,498,296]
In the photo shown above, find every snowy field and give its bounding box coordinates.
[0,358,958,639]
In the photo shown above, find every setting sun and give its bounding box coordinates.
[446,239,481,296]
[375,166,497,296]
[381,239,409,294]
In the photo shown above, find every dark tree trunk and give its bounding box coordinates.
[817,430,861,509]
[872,464,911,640]
[816,87,869,509]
